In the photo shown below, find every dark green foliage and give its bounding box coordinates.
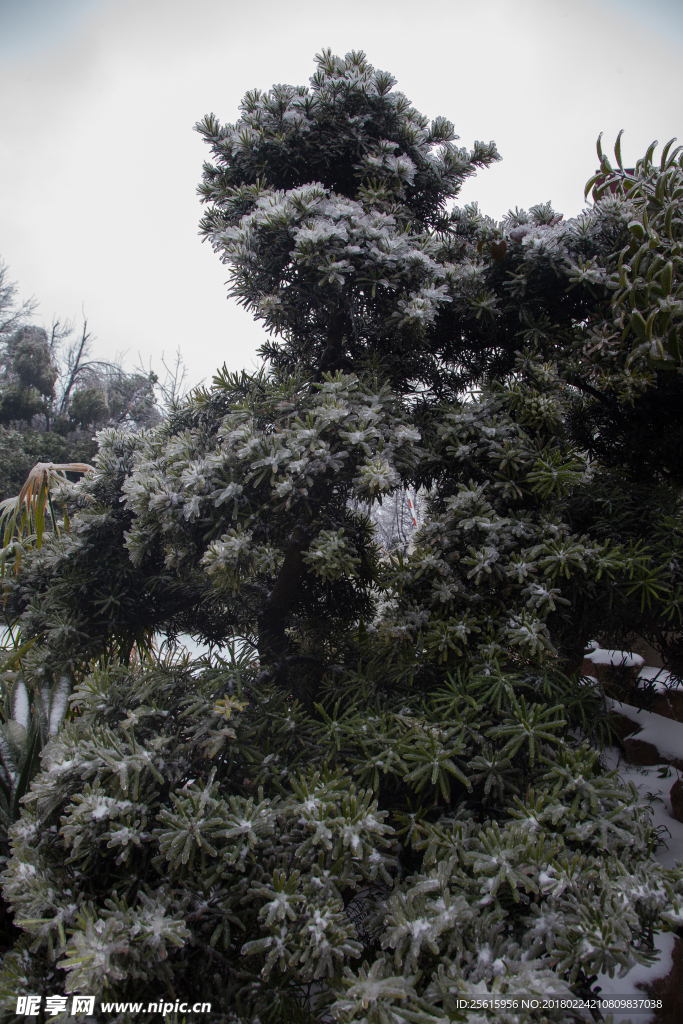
[0,327,56,426]
[196,49,501,398]
[3,431,230,675]
[9,328,58,398]
[196,48,496,233]
[585,132,683,370]
[1,649,679,1023]
[68,387,110,428]
[0,671,70,857]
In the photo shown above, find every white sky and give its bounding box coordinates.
[1,0,682,388]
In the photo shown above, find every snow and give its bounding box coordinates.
[49,676,70,735]
[637,665,683,692]
[607,698,683,766]
[585,648,644,668]
[11,679,30,730]
[596,747,683,1022]
[575,669,683,1020]
[596,930,676,1024]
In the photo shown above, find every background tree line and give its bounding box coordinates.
[0,261,188,501]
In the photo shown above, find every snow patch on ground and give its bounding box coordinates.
[596,747,683,1021]
[596,930,676,1024]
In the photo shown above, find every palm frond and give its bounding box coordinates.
[0,461,92,579]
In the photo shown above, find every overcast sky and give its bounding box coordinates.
[1,0,682,388]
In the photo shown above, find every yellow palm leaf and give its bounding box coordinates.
[0,461,93,578]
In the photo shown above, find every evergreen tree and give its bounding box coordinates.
[0,50,682,1023]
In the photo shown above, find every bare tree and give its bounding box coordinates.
[0,261,36,341]
[154,348,192,409]
[56,319,92,418]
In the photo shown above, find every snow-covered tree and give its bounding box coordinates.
[1,50,682,1022]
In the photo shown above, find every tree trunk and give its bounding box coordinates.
[317,305,352,377]
[256,526,308,674]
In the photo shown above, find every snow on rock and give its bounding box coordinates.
[637,665,683,693]
[585,647,645,668]
[608,698,683,768]
[584,645,683,694]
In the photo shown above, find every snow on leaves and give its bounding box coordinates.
[120,373,419,655]
[1,646,682,1017]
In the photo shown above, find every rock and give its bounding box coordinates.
[608,713,640,741]
[670,691,683,722]
[582,654,640,695]
[671,779,683,824]
[623,736,663,766]
[654,691,683,723]
[609,699,683,771]
[647,933,683,1024]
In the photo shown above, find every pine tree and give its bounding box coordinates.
[1,50,682,1023]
